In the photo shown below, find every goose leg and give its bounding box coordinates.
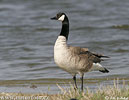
[80,75,84,91]
[73,75,78,89]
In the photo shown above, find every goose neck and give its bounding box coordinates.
[60,17,69,40]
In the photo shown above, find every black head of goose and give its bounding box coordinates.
[51,12,69,40]
[51,12,109,91]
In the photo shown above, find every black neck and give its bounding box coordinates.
[60,17,69,40]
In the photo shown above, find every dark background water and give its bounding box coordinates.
[0,0,129,93]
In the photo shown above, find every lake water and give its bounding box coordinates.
[0,0,129,94]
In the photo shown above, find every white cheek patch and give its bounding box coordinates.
[58,15,65,21]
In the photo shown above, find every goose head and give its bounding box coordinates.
[51,12,67,22]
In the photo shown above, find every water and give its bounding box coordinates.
[0,0,129,93]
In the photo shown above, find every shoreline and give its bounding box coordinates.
[0,80,129,100]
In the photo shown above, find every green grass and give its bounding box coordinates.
[53,80,129,100]
[0,80,129,100]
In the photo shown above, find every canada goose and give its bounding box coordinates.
[51,12,109,91]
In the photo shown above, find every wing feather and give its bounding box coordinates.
[68,46,109,63]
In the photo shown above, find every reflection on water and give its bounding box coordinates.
[111,25,129,30]
[0,0,129,93]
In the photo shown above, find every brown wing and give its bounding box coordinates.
[68,46,108,63]
[80,51,102,63]
[68,46,89,54]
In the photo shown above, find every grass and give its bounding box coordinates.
[0,79,129,100]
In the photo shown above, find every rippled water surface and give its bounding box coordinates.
[0,0,129,93]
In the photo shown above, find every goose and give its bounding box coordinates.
[51,12,109,91]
